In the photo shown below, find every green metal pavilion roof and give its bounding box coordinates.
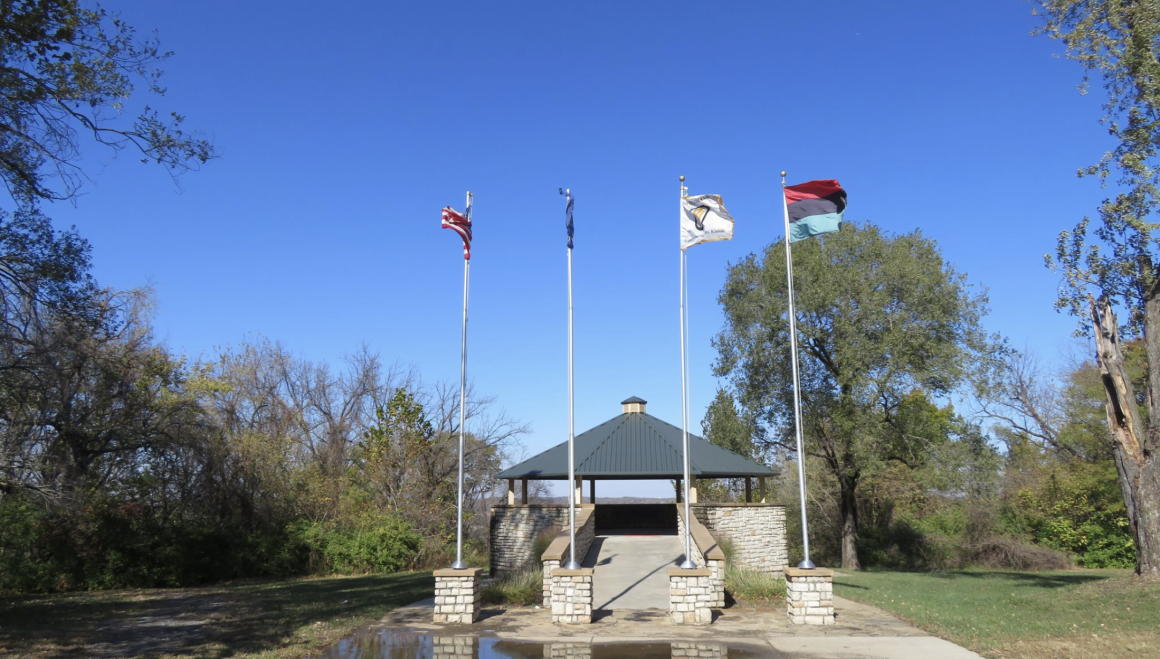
[497,397,775,480]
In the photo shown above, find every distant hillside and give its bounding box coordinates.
[534,496,674,504]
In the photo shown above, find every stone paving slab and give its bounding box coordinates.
[387,596,927,639]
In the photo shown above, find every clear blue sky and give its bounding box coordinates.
[53,1,1110,497]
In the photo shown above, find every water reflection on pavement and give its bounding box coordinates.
[312,628,766,659]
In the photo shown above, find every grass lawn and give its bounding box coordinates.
[0,571,433,659]
[833,569,1160,659]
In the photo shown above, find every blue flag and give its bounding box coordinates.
[559,188,574,249]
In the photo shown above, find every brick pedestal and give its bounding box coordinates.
[784,567,834,625]
[433,568,482,624]
[668,568,713,625]
[549,568,593,624]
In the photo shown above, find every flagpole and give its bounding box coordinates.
[781,171,814,570]
[678,175,695,569]
[452,190,472,570]
[564,189,580,570]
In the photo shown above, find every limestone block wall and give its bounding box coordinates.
[432,568,482,624]
[489,504,573,574]
[675,506,725,607]
[692,503,787,575]
[785,567,835,625]
[549,568,593,624]
[668,568,713,625]
[541,507,596,603]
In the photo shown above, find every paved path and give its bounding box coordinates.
[582,531,684,611]
[383,595,983,658]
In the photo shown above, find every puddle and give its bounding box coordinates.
[312,628,767,659]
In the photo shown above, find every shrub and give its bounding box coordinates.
[528,525,560,568]
[297,514,422,574]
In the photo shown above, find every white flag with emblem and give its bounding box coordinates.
[680,194,734,250]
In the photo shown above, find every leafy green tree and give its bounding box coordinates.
[715,222,993,569]
[0,0,214,204]
[1037,0,1160,577]
[701,387,755,459]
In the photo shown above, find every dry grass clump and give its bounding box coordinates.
[959,538,1071,571]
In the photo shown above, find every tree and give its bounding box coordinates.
[0,287,201,502]
[1,0,214,205]
[701,387,755,459]
[715,222,993,569]
[1037,0,1160,578]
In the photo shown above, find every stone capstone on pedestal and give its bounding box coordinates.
[549,568,593,624]
[668,568,713,625]
[432,568,482,624]
[784,567,835,625]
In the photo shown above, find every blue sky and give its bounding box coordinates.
[51,1,1110,496]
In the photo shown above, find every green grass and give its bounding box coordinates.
[833,569,1160,659]
[0,571,434,659]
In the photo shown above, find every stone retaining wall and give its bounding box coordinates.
[675,505,725,608]
[692,504,787,575]
[489,505,574,574]
[541,507,596,603]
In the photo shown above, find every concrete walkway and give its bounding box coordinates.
[582,531,684,610]
[381,595,983,658]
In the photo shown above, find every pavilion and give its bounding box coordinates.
[497,396,776,505]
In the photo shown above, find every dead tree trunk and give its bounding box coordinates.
[1090,296,1160,579]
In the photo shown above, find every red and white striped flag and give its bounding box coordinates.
[441,206,472,260]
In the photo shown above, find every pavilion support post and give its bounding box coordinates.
[507,479,515,506]
[521,478,528,504]
[575,475,583,506]
[759,476,767,503]
[745,477,752,504]
[676,478,683,503]
[689,475,698,504]
[589,478,596,504]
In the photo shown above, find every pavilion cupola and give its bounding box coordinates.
[621,396,647,414]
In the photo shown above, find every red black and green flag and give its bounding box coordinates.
[784,179,846,242]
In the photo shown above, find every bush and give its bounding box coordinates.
[528,525,560,568]
[296,514,422,574]
[0,496,312,593]
[481,568,542,605]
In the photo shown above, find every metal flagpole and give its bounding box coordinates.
[678,175,695,569]
[452,190,472,570]
[781,171,814,569]
[564,189,580,570]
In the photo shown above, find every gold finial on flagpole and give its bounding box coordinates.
[679,175,684,182]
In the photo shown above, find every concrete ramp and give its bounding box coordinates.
[582,531,684,610]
